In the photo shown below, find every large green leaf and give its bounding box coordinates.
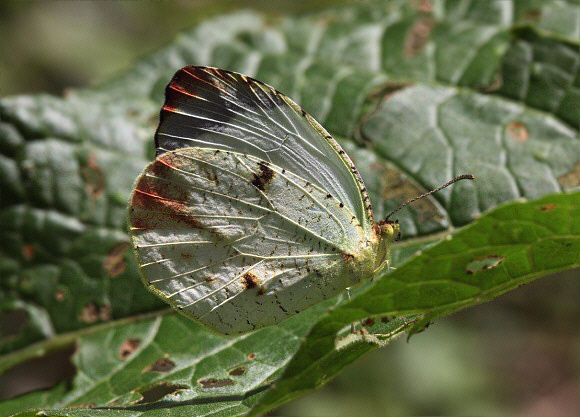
[1,1,579,415]
[2,193,579,416]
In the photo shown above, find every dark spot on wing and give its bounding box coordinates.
[242,272,260,289]
[251,161,275,190]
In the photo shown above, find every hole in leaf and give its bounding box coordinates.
[136,382,189,404]
[144,358,175,373]
[199,378,235,388]
[120,338,140,359]
[0,344,76,401]
[466,255,505,275]
[228,366,246,377]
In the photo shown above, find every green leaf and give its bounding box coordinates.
[361,84,579,226]
[497,30,580,127]
[1,1,579,415]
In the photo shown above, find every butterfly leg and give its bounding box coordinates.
[346,287,356,333]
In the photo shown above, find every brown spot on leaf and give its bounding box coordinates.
[242,272,260,290]
[120,338,140,359]
[55,289,66,302]
[136,382,189,404]
[228,366,246,376]
[82,152,105,199]
[144,358,176,373]
[247,353,256,360]
[411,0,433,13]
[376,164,445,225]
[558,162,580,188]
[199,378,235,388]
[369,82,411,102]
[480,71,503,93]
[21,244,35,261]
[521,8,541,20]
[540,204,557,212]
[362,318,375,327]
[403,16,434,57]
[78,302,111,324]
[506,121,528,142]
[251,161,275,190]
[103,242,131,278]
[466,255,505,275]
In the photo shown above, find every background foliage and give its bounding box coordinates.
[1,1,579,416]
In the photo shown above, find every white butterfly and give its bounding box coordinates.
[128,66,470,334]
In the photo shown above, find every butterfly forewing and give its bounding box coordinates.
[129,147,373,333]
[155,66,373,234]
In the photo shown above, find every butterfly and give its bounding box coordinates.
[128,66,472,334]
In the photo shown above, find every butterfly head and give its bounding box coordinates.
[372,219,401,274]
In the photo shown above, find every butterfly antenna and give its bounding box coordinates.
[385,174,475,220]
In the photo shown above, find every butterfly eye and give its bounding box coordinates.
[378,221,401,243]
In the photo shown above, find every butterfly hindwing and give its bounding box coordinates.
[129,147,372,333]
